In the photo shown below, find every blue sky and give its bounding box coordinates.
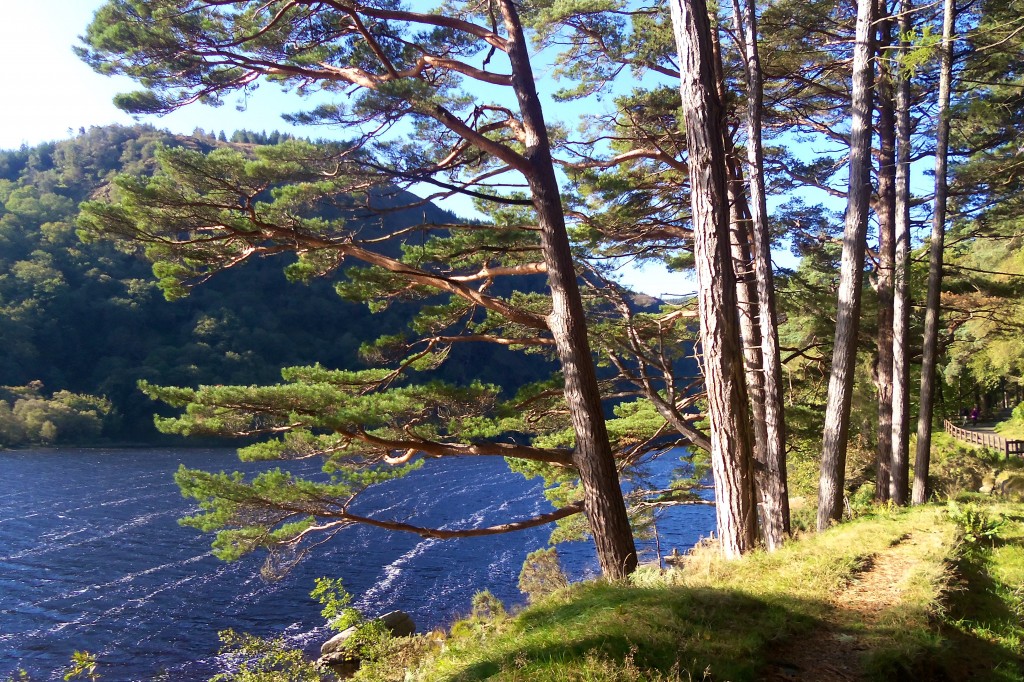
[0,1,746,297]
[0,2,316,150]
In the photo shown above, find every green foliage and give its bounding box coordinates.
[341,619,391,662]
[470,590,508,622]
[994,402,1024,440]
[940,502,1024,675]
[311,577,362,633]
[846,482,878,518]
[173,461,415,569]
[62,652,99,682]
[207,630,328,682]
[518,548,570,603]
[0,384,112,447]
[448,590,510,644]
[947,501,1005,549]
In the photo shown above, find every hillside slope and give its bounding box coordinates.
[0,125,547,444]
[352,502,1023,681]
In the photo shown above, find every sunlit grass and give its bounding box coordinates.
[940,504,1024,680]
[355,505,986,682]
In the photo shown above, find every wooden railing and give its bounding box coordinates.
[944,420,1024,457]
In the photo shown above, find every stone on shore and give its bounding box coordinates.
[318,610,417,675]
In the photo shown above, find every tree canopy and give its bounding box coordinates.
[4,0,1024,588]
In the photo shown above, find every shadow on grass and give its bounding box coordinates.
[433,581,987,682]
[427,566,1024,682]
[937,538,1024,682]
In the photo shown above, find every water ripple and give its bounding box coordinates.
[0,447,713,681]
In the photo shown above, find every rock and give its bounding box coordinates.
[316,651,360,678]
[321,625,358,656]
[319,610,416,657]
[996,472,1024,500]
[379,610,416,637]
[663,548,685,566]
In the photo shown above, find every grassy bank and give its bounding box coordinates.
[355,502,1024,681]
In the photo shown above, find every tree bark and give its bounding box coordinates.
[732,0,791,546]
[817,0,876,531]
[499,0,637,576]
[912,0,955,505]
[670,0,758,557]
[726,167,773,544]
[874,2,897,504]
[889,0,914,505]
[712,23,780,548]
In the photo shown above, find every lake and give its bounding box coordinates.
[0,448,714,680]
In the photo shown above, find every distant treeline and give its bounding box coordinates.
[0,125,546,446]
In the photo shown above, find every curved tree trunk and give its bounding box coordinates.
[818,0,876,531]
[889,0,914,506]
[670,0,758,558]
[913,0,956,505]
[500,0,637,576]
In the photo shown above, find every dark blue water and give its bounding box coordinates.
[0,448,714,681]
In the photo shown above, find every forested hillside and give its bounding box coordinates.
[7,0,1024,677]
[7,0,1024,582]
[0,125,541,445]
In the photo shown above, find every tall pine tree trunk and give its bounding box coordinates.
[889,0,914,505]
[670,0,758,557]
[725,170,766,483]
[500,0,637,576]
[817,0,876,531]
[913,0,956,505]
[732,0,791,544]
[712,24,783,547]
[875,2,897,504]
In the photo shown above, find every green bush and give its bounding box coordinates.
[518,547,569,604]
[207,630,327,682]
[310,577,390,660]
[470,589,507,621]
[946,501,1004,549]
[310,577,361,633]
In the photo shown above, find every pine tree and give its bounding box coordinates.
[670,0,758,557]
[817,0,876,530]
[913,0,956,504]
[79,0,637,578]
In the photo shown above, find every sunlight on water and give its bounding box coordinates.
[0,448,714,681]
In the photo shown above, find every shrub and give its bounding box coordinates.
[310,577,361,632]
[208,630,326,682]
[946,501,1004,550]
[470,589,507,621]
[518,547,569,604]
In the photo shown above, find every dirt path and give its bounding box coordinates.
[758,533,922,681]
